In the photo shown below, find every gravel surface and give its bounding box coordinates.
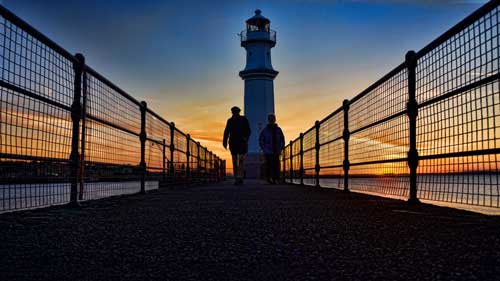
[1,180,499,281]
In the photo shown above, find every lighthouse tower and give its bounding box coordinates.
[239,9,278,178]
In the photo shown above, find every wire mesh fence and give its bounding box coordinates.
[0,5,225,213]
[282,0,500,211]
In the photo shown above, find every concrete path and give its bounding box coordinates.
[1,180,499,280]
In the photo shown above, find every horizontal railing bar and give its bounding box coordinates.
[303,147,315,153]
[350,157,408,166]
[145,108,171,126]
[319,135,343,146]
[350,110,408,135]
[420,148,500,160]
[85,114,139,137]
[303,125,315,136]
[84,66,141,106]
[0,80,71,111]
[0,5,77,63]
[174,127,187,137]
[319,105,343,125]
[419,73,500,108]
[83,160,139,167]
[416,0,500,59]
[319,164,344,169]
[0,153,69,163]
[349,62,406,105]
[146,137,163,145]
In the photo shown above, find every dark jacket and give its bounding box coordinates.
[223,115,251,155]
[259,124,285,155]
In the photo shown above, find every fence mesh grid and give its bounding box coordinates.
[0,6,223,212]
[282,1,500,210]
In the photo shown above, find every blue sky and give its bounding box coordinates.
[3,0,488,159]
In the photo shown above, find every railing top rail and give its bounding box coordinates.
[319,105,344,125]
[349,62,406,105]
[416,0,500,59]
[174,126,187,137]
[84,65,142,107]
[145,107,172,127]
[0,5,77,64]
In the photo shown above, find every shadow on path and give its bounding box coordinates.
[1,180,499,280]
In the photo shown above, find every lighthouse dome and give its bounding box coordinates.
[246,9,270,32]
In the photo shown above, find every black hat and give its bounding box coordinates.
[231,106,241,113]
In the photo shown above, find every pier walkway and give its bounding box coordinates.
[1,180,499,281]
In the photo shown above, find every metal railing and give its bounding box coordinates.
[0,5,225,212]
[282,0,500,210]
[240,29,276,43]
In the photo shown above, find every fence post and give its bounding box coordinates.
[289,141,293,184]
[406,50,420,204]
[162,138,166,182]
[186,134,191,184]
[282,147,286,183]
[210,151,213,183]
[315,120,321,188]
[69,53,84,207]
[170,122,175,184]
[223,160,226,181]
[197,141,201,184]
[139,101,147,194]
[221,158,224,181]
[342,99,350,192]
[78,60,88,201]
[299,133,304,185]
[204,147,208,182]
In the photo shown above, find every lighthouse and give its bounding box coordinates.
[239,9,278,178]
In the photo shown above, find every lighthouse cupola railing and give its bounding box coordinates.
[240,9,276,44]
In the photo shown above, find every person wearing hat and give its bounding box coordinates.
[259,113,285,184]
[223,106,251,185]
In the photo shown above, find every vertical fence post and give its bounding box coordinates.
[69,53,84,207]
[343,99,350,192]
[289,141,293,184]
[170,122,175,184]
[162,138,166,182]
[186,134,191,184]
[78,62,88,201]
[282,147,286,183]
[139,101,147,194]
[223,160,226,181]
[220,159,224,181]
[204,147,208,183]
[315,121,321,188]
[406,50,420,204]
[209,151,212,183]
[299,133,304,185]
[197,142,201,184]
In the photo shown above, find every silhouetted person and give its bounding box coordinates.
[259,113,285,184]
[223,106,251,185]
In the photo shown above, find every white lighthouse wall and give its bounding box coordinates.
[243,43,274,71]
[244,77,275,153]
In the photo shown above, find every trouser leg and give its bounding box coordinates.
[265,154,272,180]
[238,154,245,181]
[232,154,238,182]
[273,154,281,182]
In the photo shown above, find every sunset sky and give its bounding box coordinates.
[5,0,488,167]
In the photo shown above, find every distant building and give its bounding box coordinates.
[239,9,279,178]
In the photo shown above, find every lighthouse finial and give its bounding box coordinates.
[255,9,261,15]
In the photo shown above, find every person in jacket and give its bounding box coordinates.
[223,106,251,185]
[259,113,285,184]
